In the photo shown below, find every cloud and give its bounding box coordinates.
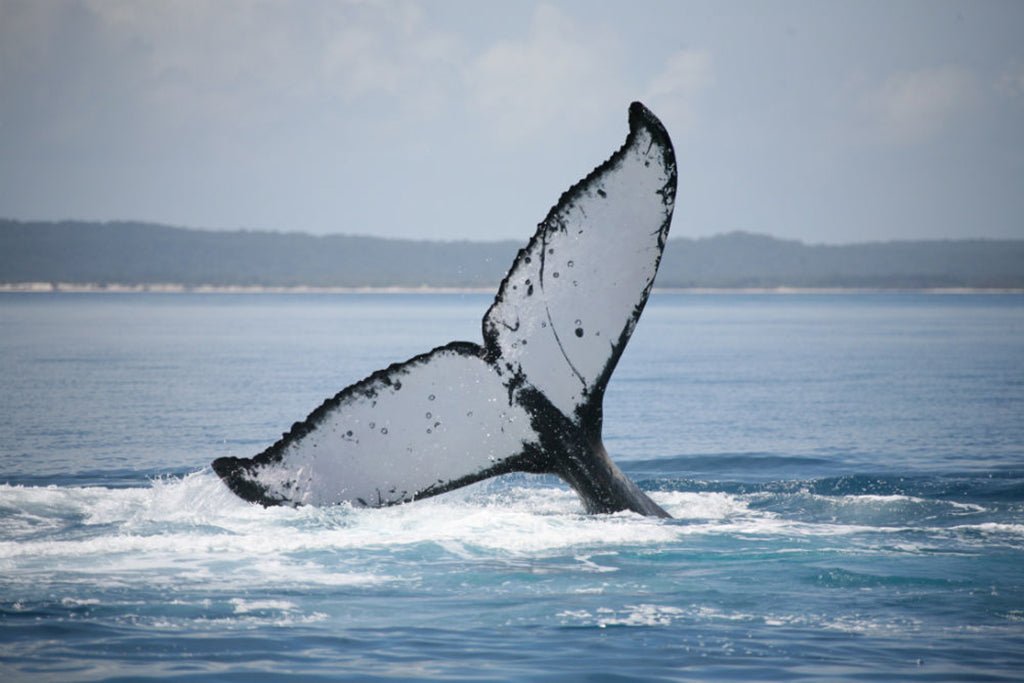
[320,3,461,112]
[465,4,623,142]
[860,65,977,144]
[996,62,1024,99]
[25,0,463,136]
[643,49,714,134]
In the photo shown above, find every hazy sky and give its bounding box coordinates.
[2,0,1022,244]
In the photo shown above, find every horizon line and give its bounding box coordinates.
[2,217,1021,249]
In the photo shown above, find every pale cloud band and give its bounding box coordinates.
[861,65,977,144]
[0,0,1021,243]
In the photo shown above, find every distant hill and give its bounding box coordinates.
[1,220,1022,290]
[0,220,517,289]
[658,231,1024,289]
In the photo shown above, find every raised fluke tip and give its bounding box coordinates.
[628,101,658,125]
[629,101,652,116]
[627,102,673,148]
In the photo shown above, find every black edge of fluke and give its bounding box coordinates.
[582,102,676,426]
[482,101,676,365]
[211,455,279,506]
[211,102,677,518]
[210,340,489,506]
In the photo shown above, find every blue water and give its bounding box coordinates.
[1,292,1022,681]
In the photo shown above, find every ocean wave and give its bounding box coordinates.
[745,490,989,527]
[1,470,1020,588]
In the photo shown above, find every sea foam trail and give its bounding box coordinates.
[1,471,1019,568]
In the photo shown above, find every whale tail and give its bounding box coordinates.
[213,102,676,517]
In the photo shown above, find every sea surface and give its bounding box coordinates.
[1,292,1022,682]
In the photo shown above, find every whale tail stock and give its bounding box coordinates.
[212,102,677,517]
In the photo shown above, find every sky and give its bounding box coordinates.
[1,0,1022,245]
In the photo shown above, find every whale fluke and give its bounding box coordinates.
[212,102,677,517]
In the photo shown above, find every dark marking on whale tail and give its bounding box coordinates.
[212,102,677,518]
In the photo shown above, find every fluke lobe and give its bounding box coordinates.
[213,102,677,518]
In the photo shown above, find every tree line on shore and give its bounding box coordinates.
[2,219,1021,290]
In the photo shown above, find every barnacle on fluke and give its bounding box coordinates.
[212,102,677,517]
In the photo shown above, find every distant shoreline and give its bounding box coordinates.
[0,282,494,294]
[6,221,1022,290]
[2,282,1021,295]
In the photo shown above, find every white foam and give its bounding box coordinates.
[556,603,907,631]
[557,604,685,628]
[185,611,330,628]
[574,554,619,573]
[3,473,1011,593]
[0,476,743,597]
[339,490,681,554]
[831,493,986,514]
[231,598,298,614]
[693,606,757,621]
[652,491,756,520]
[820,614,923,635]
[60,597,101,607]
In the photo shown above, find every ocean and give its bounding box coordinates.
[1,291,1022,681]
